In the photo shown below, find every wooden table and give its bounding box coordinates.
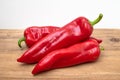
[0,29,120,80]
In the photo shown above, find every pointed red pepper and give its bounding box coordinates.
[32,38,102,74]
[18,26,60,48]
[17,14,103,64]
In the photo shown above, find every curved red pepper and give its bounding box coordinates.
[18,26,60,48]
[32,38,102,74]
[17,14,103,64]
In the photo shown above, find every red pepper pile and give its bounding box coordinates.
[17,14,103,75]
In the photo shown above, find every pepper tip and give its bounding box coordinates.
[17,57,23,62]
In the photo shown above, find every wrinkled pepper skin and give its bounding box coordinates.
[18,26,60,48]
[32,38,101,74]
[17,14,103,64]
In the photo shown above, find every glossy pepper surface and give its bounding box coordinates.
[32,38,102,74]
[17,14,103,64]
[18,26,60,48]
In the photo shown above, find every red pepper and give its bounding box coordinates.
[32,38,102,74]
[18,26,60,48]
[17,14,103,64]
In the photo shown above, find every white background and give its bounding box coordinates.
[0,0,120,29]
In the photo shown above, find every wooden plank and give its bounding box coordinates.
[0,29,120,80]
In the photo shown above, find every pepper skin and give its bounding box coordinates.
[32,38,102,74]
[18,26,60,48]
[17,14,103,64]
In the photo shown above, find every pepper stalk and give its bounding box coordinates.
[18,37,25,48]
[89,13,103,26]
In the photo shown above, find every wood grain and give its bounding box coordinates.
[0,29,120,80]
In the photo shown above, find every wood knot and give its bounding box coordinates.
[110,37,120,42]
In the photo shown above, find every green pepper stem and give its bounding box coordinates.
[89,13,103,26]
[18,37,25,48]
[100,46,104,51]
